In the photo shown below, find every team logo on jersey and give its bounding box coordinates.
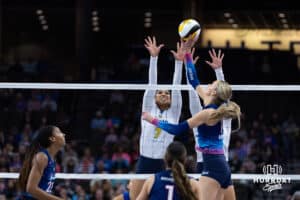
[154,127,162,138]
[202,171,209,175]
[153,119,167,139]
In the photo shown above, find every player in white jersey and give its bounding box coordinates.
[130,37,184,199]
[187,49,236,200]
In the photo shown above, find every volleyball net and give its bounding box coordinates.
[0,82,299,91]
[0,83,299,199]
[1,172,300,180]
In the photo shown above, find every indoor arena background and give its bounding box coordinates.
[0,0,299,199]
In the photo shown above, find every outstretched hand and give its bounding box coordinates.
[182,38,196,53]
[170,40,199,64]
[170,41,185,61]
[191,48,199,65]
[144,36,164,57]
[205,49,224,69]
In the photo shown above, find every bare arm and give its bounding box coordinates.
[136,176,155,200]
[112,194,124,200]
[26,153,63,200]
[190,179,201,199]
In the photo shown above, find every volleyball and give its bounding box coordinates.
[178,19,201,42]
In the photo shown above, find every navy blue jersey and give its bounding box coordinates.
[149,170,182,200]
[22,149,56,199]
[38,149,56,192]
[123,191,130,200]
[196,104,224,154]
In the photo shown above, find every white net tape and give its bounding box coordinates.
[0,82,299,91]
[1,173,300,180]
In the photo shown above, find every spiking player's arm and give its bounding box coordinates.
[186,48,202,116]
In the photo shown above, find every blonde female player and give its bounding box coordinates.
[188,49,236,200]
[142,49,241,200]
[130,37,184,199]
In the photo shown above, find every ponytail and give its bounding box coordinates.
[18,141,40,191]
[209,101,241,132]
[18,125,55,191]
[171,160,197,200]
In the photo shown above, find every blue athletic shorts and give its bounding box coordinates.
[136,155,165,173]
[19,196,37,200]
[202,154,232,189]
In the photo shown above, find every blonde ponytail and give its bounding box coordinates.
[209,101,241,132]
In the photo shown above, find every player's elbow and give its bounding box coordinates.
[26,184,38,195]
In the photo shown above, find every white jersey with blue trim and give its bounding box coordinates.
[140,56,183,159]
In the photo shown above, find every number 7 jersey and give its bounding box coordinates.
[140,103,181,159]
[149,170,182,200]
[140,56,183,159]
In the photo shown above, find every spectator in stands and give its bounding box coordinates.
[78,147,95,173]
[41,94,57,112]
[90,110,107,131]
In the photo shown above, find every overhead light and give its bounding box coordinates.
[92,11,98,16]
[144,12,152,17]
[224,12,231,18]
[228,18,234,23]
[278,13,285,18]
[92,21,98,26]
[36,9,43,15]
[40,19,47,25]
[144,22,152,28]
[144,18,152,23]
[281,18,287,23]
[92,16,99,21]
[93,27,100,32]
[232,24,238,28]
[38,15,45,20]
[42,25,48,30]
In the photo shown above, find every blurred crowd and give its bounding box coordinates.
[0,87,299,199]
[0,48,299,199]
